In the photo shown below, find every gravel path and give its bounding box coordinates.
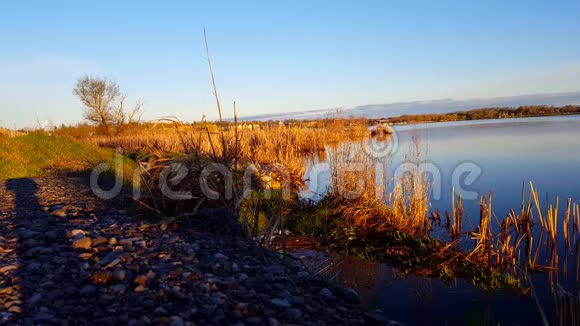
[0,176,392,325]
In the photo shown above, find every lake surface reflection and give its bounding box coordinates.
[300,116,580,324]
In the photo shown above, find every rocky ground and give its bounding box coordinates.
[0,176,394,325]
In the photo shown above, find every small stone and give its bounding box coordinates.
[140,316,151,324]
[247,317,262,325]
[170,316,184,326]
[80,285,97,297]
[270,298,291,308]
[45,231,57,240]
[50,209,66,217]
[119,238,133,246]
[319,287,333,298]
[286,308,303,320]
[0,287,13,295]
[134,285,145,293]
[286,295,305,305]
[73,232,86,240]
[364,311,390,323]
[26,293,42,304]
[92,271,112,284]
[80,261,90,270]
[112,269,126,282]
[78,253,92,260]
[7,306,22,314]
[154,307,167,315]
[108,237,118,246]
[268,318,281,326]
[22,238,38,248]
[4,301,21,308]
[111,284,126,293]
[0,264,17,274]
[32,312,55,322]
[215,253,227,259]
[68,229,85,238]
[25,262,42,273]
[93,237,108,246]
[341,287,360,303]
[72,237,92,250]
[146,270,156,280]
[105,258,121,269]
[134,275,148,286]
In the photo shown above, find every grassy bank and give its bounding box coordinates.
[0,133,135,181]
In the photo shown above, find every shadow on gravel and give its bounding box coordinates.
[4,178,45,322]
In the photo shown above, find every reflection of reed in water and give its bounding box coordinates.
[372,133,393,142]
[318,148,327,162]
[299,252,441,305]
[552,225,580,326]
[553,283,580,326]
[322,255,382,289]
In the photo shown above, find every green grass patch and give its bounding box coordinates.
[0,133,135,181]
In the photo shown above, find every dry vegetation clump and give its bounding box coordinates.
[325,137,431,238]
[85,118,370,195]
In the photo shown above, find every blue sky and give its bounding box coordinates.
[1,1,580,128]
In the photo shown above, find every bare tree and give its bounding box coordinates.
[113,95,144,134]
[73,76,143,134]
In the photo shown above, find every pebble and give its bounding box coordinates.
[270,298,291,308]
[93,237,108,246]
[286,307,303,320]
[342,287,360,303]
[215,253,227,259]
[364,311,391,323]
[104,258,121,269]
[33,312,55,322]
[25,262,41,273]
[111,284,126,293]
[78,253,92,260]
[0,176,373,325]
[26,293,42,304]
[50,209,67,217]
[72,237,92,250]
[7,306,22,314]
[112,269,126,282]
[268,317,281,326]
[0,264,17,273]
[170,316,184,326]
[68,229,85,238]
[80,285,97,297]
[319,287,334,298]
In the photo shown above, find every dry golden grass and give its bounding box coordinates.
[388,137,431,236]
[327,137,431,237]
[88,120,369,187]
[0,127,24,137]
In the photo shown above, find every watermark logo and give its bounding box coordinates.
[89,147,484,205]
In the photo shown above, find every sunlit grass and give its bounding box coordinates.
[0,133,135,181]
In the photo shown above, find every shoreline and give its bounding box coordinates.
[0,176,398,325]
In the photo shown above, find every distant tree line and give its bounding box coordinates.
[385,105,580,124]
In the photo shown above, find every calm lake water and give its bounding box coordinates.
[300,116,580,324]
